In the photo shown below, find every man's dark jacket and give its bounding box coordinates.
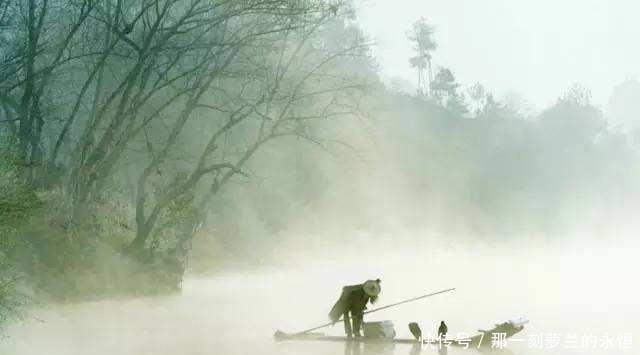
[329,284,377,322]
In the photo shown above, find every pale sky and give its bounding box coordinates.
[355,0,640,110]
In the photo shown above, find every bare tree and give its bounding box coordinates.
[1,0,376,262]
[408,18,436,97]
[60,0,330,213]
[127,3,374,253]
[0,0,93,179]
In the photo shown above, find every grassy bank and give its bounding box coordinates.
[1,184,187,328]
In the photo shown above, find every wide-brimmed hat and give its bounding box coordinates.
[363,279,381,297]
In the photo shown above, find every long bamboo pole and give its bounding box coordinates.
[292,287,456,335]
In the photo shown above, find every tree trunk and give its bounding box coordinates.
[18,0,47,183]
[18,0,38,169]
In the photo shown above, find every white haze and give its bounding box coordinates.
[356,0,640,108]
[1,239,637,355]
[2,1,640,354]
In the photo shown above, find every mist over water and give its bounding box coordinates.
[2,0,640,354]
[1,237,637,355]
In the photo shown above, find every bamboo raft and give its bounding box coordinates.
[274,288,528,348]
[275,318,528,347]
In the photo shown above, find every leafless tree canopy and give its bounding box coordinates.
[0,0,375,256]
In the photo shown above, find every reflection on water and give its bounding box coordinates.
[340,340,522,355]
[344,341,396,355]
[0,241,637,355]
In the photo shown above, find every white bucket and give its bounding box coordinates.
[363,321,396,339]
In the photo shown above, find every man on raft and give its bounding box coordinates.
[328,279,381,338]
